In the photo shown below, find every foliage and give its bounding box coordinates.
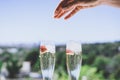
[93,56,110,78]
[25,48,39,67]
[32,58,40,72]
[0,51,12,62]
[108,53,120,80]
[82,41,120,79]
[54,65,105,80]
[79,65,104,80]
[6,58,22,78]
[0,61,2,71]
[54,69,68,80]
[55,51,67,73]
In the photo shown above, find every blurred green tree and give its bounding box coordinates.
[108,53,120,80]
[79,65,104,80]
[93,56,110,78]
[25,48,39,68]
[0,61,2,71]
[6,58,22,78]
[32,58,40,72]
[55,51,67,76]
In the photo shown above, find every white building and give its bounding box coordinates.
[20,61,31,75]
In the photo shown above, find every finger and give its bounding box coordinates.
[54,0,67,18]
[65,6,82,20]
[64,4,98,20]
[56,10,69,19]
[54,1,64,18]
[56,5,74,18]
[54,7,63,18]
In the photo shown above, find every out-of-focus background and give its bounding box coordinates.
[0,0,120,80]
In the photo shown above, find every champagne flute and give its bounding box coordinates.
[66,41,82,80]
[39,41,56,80]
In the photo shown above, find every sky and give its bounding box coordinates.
[0,0,120,44]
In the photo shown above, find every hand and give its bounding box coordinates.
[54,0,104,20]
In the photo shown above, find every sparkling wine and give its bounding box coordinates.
[66,53,82,80]
[40,52,55,80]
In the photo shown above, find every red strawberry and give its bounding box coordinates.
[40,45,47,54]
[66,49,74,55]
